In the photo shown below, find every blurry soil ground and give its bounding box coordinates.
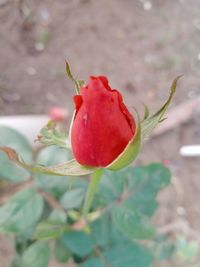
[1,0,200,266]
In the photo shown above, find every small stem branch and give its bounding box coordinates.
[82,169,103,216]
[0,179,64,212]
[37,189,63,210]
[0,179,33,204]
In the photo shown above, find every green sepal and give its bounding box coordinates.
[0,147,96,176]
[65,61,84,94]
[105,76,180,170]
[141,76,182,138]
[106,122,141,170]
[142,104,150,121]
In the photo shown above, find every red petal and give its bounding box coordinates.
[98,76,109,88]
[115,90,136,131]
[86,76,111,92]
[74,95,83,112]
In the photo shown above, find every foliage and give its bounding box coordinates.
[0,126,178,267]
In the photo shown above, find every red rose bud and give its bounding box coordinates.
[71,76,137,167]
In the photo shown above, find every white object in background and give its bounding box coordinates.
[180,145,200,157]
[0,115,49,145]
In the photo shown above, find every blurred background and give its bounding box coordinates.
[1,0,200,266]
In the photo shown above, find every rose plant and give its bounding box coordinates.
[0,63,182,267]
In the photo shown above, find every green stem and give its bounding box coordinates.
[82,169,103,217]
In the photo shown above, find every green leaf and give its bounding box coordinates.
[111,164,171,239]
[127,163,171,191]
[0,189,44,233]
[49,209,67,222]
[37,121,71,149]
[112,205,155,239]
[35,146,71,197]
[95,163,171,239]
[0,146,96,176]
[68,177,88,190]
[21,241,50,267]
[103,242,153,267]
[91,215,111,247]
[61,231,94,257]
[15,234,33,255]
[54,239,71,263]
[34,221,66,240]
[0,127,32,182]
[141,76,181,138]
[60,188,85,210]
[94,170,125,207]
[34,209,67,240]
[91,213,129,249]
[91,215,154,265]
[0,126,32,161]
[126,163,171,216]
[0,152,29,182]
[81,257,103,267]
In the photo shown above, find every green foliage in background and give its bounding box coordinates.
[0,126,182,267]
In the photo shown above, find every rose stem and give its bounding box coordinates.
[82,169,103,217]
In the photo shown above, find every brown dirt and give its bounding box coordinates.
[1,0,200,266]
